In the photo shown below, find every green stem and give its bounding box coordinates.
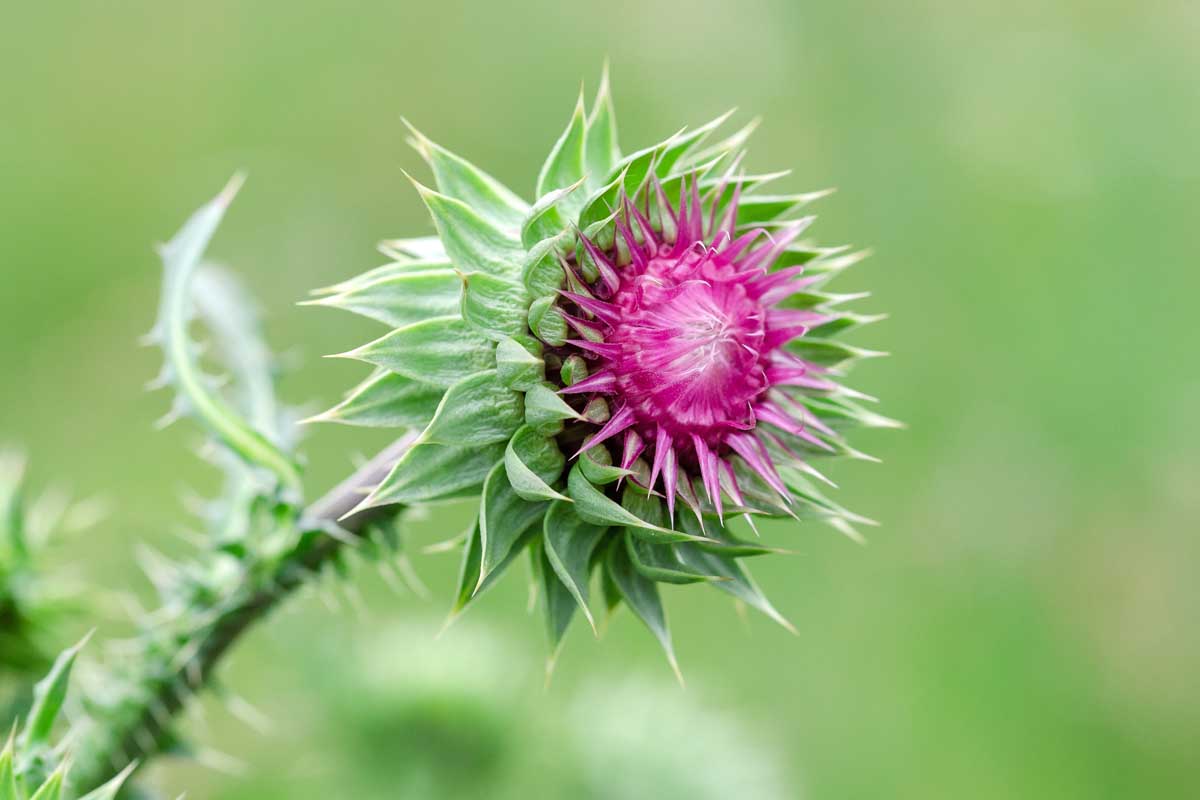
[69,434,416,792]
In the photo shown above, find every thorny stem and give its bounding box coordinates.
[70,434,417,792]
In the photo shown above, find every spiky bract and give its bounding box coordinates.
[313,70,892,669]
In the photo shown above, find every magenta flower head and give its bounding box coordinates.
[311,69,895,672]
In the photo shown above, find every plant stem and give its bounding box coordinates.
[70,433,417,792]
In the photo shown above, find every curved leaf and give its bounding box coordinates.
[422,370,523,446]
[305,268,462,328]
[478,462,549,588]
[606,539,680,681]
[312,369,443,429]
[344,316,494,388]
[365,441,503,507]
[504,426,568,502]
[410,179,524,279]
[405,120,529,230]
[567,465,703,543]
[542,500,607,633]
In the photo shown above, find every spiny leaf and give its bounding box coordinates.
[536,91,587,204]
[567,466,704,544]
[27,763,66,800]
[341,316,494,388]
[578,444,634,485]
[309,369,443,429]
[655,109,735,177]
[522,177,586,248]
[542,500,607,634]
[785,338,887,368]
[153,175,301,492]
[606,539,681,682]
[0,729,17,800]
[408,177,524,280]
[504,425,568,503]
[735,190,833,227]
[625,534,725,585]
[421,371,523,447]
[478,462,549,590]
[362,441,504,508]
[523,384,583,435]
[312,258,452,296]
[303,268,463,328]
[520,232,570,298]
[76,763,138,800]
[584,63,620,194]
[674,544,796,633]
[22,632,89,749]
[535,540,577,665]
[404,119,529,231]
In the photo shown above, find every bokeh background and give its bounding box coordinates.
[3,1,1198,797]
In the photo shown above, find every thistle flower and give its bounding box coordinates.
[312,69,894,670]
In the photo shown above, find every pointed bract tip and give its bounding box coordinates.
[217,172,247,209]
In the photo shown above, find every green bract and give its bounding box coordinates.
[313,69,890,671]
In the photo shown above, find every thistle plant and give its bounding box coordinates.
[1,454,98,687]
[311,69,892,670]
[3,69,892,795]
[1,639,137,800]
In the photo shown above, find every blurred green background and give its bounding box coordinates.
[2,1,1198,797]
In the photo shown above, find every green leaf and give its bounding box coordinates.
[521,232,569,298]
[451,520,483,613]
[800,395,903,431]
[0,730,17,800]
[786,338,886,367]
[690,518,786,557]
[735,191,831,227]
[579,138,670,229]
[421,370,523,446]
[365,441,504,507]
[625,534,724,585]
[527,296,568,346]
[584,64,620,194]
[578,445,633,485]
[655,110,734,177]
[312,258,452,296]
[303,268,463,328]
[404,120,529,231]
[522,178,585,248]
[674,545,795,632]
[28,764,65,800]
[495,335,544,391]
[311,369,443,429]
[536,92,587,204]
[76,763,137,800]
[535,540,577,658]
[523,383,582,435]
[606,539,681,681]
[478,462,549,588]
[409,179,524,280]
[567,466,702,543]
[22,633,88,749]
[460,272,528,340]
[504,426,568,502]
[153,175,301,492]
[344,316,494,388]
[542,500,607,633]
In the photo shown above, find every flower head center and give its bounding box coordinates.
[608,252,769,447]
